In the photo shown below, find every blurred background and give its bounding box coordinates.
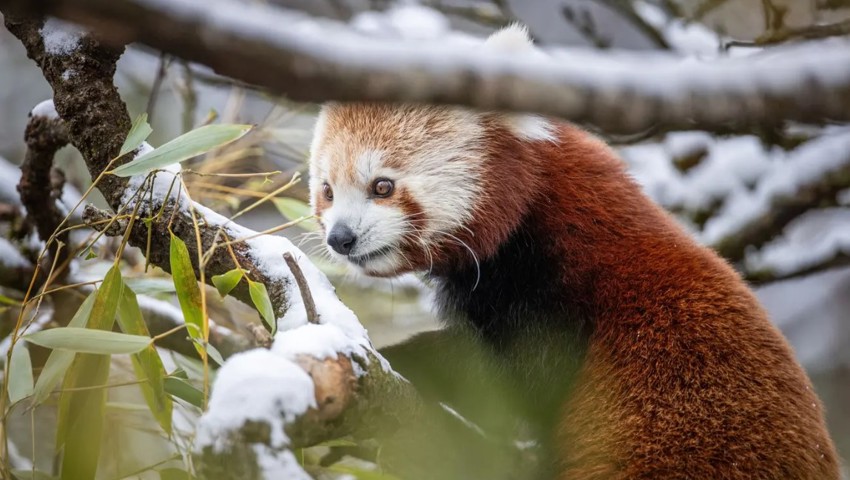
[1,0,849,477]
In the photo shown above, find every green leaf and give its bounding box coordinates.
[164,376,204,408]
[159,468,193,480]
[118,287,173,434]
[125,277,176,295]
[204,342,225,366]
[272,197,317,231]
[88,264,125,331]
[31,291,96,406]
[112,123,252,177]
[0,294,22,306]
[169,233,205,356]
[118,112,153,158]
[54,268,124,477]
[211,268,243,298]
[248,280,276,334]
[316,438,358,448]
[329,466,402,480]
[8,342,33,404]
[24,328,151,355]
[11,469,57,480]
[58,354,110,479]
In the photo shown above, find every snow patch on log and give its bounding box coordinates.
[39,18,84,56]
[30,99,59,119]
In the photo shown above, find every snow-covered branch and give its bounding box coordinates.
[0,8,432,478]
[7,0,850,134]
[705,130,850,263]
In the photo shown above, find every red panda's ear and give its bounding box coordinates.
[484,25,555,142]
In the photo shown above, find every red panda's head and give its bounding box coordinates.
[308,25,555,277]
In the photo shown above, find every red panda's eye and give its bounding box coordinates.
[372,179,394,198]
[322,183,333,201]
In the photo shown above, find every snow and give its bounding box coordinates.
[0,155,21,204]
[702,129,850,245]
[254,446,311,480]
[352,4,450,41]
[138,0,850,105]
[40,18,84,56]
[632,1,723,56]
[0,237,31,269]
[121,142,185,207]
[196,349,315,450]
[623,133,775,213]
[746,209,850,276]
[30,99,59,119]
[272,322,363,362]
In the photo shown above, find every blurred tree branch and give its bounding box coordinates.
[19,113,71,275]
[3,0,850,135]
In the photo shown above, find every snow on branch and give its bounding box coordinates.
[8,0,850,134]
[0,8,428,478]
[704,129,850,263]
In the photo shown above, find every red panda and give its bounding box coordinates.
[308,25,840,480]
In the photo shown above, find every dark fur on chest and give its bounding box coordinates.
[431,217,595,425]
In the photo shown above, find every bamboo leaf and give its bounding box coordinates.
[58,355,110,480]
[248,280,276,334]
[31,291,96,406]
[118,287,173,434]
[24,329,152,355]
[11,469,57,480]
[112,123,252,177]
[125,277,176,295]
[329,466,402,480]
[88,264,125,331]
[204,342,224,366]
[0,294,22,306]
[159,467,192,480]
[272,197,317,231]
[55,265,124,478]
[8,342,33,404]
[119,113,153,158]
[211,268,243,298]
[169,233,205,356]
[164,376,204,408]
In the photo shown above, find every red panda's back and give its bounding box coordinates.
[538,126,841,479]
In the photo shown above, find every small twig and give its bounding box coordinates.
[146,52,170,119]
[283,252,318,324]
[725,18,850,50]
[179,60,197,133]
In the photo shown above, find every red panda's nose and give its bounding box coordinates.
[327,224,357,255]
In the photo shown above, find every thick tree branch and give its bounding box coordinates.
[5,0,850,135]
[18,111,71,269]
[0,9,436,479]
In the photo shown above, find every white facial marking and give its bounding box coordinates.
[308,105,486,276]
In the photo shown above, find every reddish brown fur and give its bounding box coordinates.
[455,121,841,479]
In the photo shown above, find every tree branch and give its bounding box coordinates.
[705,132,850,263]
[5,0,850,135]
[18,109,71,270]
[0,8,435,479]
